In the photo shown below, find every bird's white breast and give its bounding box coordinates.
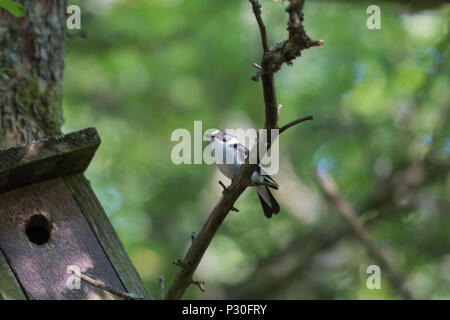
[211,139,242,179]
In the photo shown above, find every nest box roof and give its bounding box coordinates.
[0,128,101,194]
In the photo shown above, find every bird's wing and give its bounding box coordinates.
[233,143,249,163]
[258,163,279,188]
[230,141,279,189]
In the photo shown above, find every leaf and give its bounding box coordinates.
[0,0,26,17]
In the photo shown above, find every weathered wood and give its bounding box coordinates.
[0,178,126,299]
[64,174,153,300]
[0,128,100,194]
[0,249,27,300]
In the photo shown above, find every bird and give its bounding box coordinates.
[205,130,280,219]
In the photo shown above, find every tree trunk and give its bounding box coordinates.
[0,0,67,149]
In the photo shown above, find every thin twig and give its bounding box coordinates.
[218,180,228,193]
[277,104,283,118]
[191,280,206,293]
[68,266,144,300]
[315,171,416,300]
[159,274,165,300]
[249,0,269,52]
[252,63,262,70]
[279,115,314,134]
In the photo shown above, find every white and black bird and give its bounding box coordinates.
[205,130,280,219]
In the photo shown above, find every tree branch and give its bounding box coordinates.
[68,266,144,300]
[191,280,206,293]
[279,115,314,134]
[165,0,320,300]
[315,171,416,300]
[254,0,323,130]
[249,0,269,52]
[270,0,324,73]
[165,166,255,299]
[226,153,446,298]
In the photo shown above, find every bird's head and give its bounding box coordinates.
[204,130,228,142]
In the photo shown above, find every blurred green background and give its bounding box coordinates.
[63,0,449,299]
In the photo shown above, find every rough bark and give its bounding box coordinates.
[0,0,67,149]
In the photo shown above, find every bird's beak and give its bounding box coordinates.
[204,133,212,139]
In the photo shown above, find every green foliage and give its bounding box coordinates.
[63,0,449,299]
[0,68,16,80]
[0,0,25,17]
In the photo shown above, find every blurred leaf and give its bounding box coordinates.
[0,0,26,17]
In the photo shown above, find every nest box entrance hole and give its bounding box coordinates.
[24,214,52,245]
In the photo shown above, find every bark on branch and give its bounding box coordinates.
[165,0,320,300]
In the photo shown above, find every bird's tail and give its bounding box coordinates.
[262,179,279,190]
[255,185,280,219]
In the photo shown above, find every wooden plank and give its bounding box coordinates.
[0,249,27,300]
[0,178,126,300]
[0,128,100,194]
[64,174,153,300]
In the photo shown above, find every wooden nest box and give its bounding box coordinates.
[0,128,150,300]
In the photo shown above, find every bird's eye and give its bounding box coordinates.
[211,136,215,141]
